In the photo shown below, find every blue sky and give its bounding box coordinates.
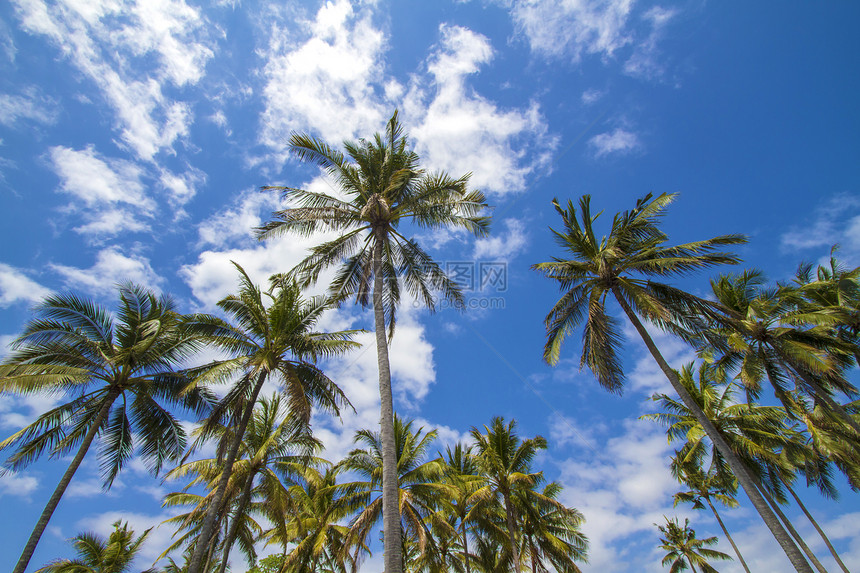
[1,0,859,571]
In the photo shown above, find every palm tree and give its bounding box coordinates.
[0,285,211,573]
[256,110,490,573]
[438,444,484,573]
[184,265,358,573]
[671,457,750,573]
[338,416,454,570]
[469,416,547,571]
[516,481,588,573]
[532,193,813,571]
[645,363,830,573]
[656,517,732,573]
[704,269,860,437]
[262,465,366,573]
[35,520,153,573]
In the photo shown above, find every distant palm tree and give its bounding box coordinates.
[35,520,154,573]
[470,416,547,571]
[0,285,211,573]
[671,457,749,573]
[656,516,732,573]
[257,110,490,573]
[184,265,358,573]
[533,193,812,572]
[516,481,588,573]
[339,416,454,569]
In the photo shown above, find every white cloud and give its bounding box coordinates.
[158,166,204,210]
[76,509,184,567]
[581,88,606,105]
[11,0,214,160]
[49,145,155,238]
[780,193,860,266]
[0,470,39,499]
[258,0,390,156]
[0,89,58,127]
[472,218,528,260]
[589,127,640,157]
[624,6,678,80]
[407,25,556,195]
[51,246,165,295]
[509,0,635,61]
[0,263,52,307]
[197,188,282,249]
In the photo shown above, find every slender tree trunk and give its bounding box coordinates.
[13,386,120,573]
[688,558,699,573]
[758,484,829,573]
[189,370,268,573]
[502,489,520,572]
[461,521,471,573]
[529,534,537,573]
[783,482,850,573]
[217,466,257,573]
[373,232,403,573]
[705,498,751,573]
[612,289,814,573]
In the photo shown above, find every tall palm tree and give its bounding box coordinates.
[656,517,732,573]
[256,110,490,573]
[0,285,211,573]
[338,416,454,570]
[470,416,547,571]
[35,520,153,573]
[645,363,830,573]
[671,457,750,573]
[184,265,358,573]
[516,481,588,573]
[438,443,484,573]
[532,193,812,572]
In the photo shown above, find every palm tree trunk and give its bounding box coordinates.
[217,467,257,573]
[189,370,268,573]
[461,521,471,573]
[783,482,850,573]
[688,558,699,573]
[705,498,751,573]
[758,483,829,573]
[13,386,121,573]
[502,489,520,572]
[373,232,403,573]
[612,288,814,573]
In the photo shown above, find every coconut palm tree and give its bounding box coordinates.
[0,285,212,573]
[656,516,732,573]
[532,193,812,572]
[645,363,831,573]
[704,269,860,437]
[184,266,358,573]
[262,465,366,573]
[469,416,547,571]
[256,110,490,573]
[516,481,588,573]
[671,457,750,573]
[338,416,455,570]
[438,443,484,573]
[35,520,153,573]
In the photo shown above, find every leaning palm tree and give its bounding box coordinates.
[532,193,812,572]
[184,266,358,573]
[645,363,829,573]
[0,285,212,573]
[671,456,750,573]
[656,516,732,573]
[470,416,547,571]
[35,520,153,573]
[256,110,490,573]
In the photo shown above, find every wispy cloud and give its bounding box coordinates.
[780,193,860,265]
[589,127,640,157]
[0,263,52,307]
[472,217,529,260]
[624,6,678,80]
[50,246,165,295]
[0,89,58,127]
